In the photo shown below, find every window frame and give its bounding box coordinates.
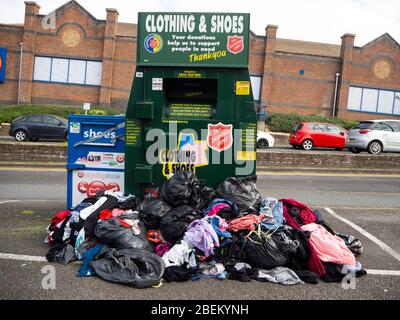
[32,56,102,87]
[347,86,400,116]
[250,75,262,102]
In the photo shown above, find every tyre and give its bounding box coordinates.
[349,147,362,154]
[302,139,313,150]
[14,130,27,142]
[257,138,269,149]
[367,140,383,155]
[64,132,68,141]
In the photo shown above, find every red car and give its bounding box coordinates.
[289,122,347,150]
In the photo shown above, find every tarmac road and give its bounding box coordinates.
[0,169,399,300]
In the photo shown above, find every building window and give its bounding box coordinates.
[347,86,400,116]
[33,56,102,86]
[250,75,262,101]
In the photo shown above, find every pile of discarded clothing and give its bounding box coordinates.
[45,172,366,288]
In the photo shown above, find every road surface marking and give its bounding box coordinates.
[366,269,400,276]
[327,207,400,210]
[257,188,400,196]
[0,167,65,172]
[324,207,400,262]
[256,171,400,178]
[0,200,20,205]
[0,199,63,202]
[0,253,46,262]
[1,252,400,277]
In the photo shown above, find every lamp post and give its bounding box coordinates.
[17,42,24,105]
[332,72,340,117]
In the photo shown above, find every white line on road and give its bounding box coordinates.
[324,207,400,262]
[366,269,400,276]
[1,252,400,276]
[0,199,63,202]
[0,200,20,205]
[0,252,46,262]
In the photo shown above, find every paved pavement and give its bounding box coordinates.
[0,169,399,300]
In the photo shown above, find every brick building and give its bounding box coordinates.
[0,0,399,120]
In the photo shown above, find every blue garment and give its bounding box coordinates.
[210,216,232,238]
[260,198,285,230]
[313,209,324,224]
[77,243,103,277]
[69,202,92,223]
[201,198,239,217]
[191,271,227,281]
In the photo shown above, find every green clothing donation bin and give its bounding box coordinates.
[125,12,257,198]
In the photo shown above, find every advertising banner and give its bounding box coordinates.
[0,48,7,82]
[137,13,250,67]
[72,170,124,207]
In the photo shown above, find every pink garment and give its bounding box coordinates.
[227,214,267,232]
[112,208,126,217]
[215,216,229,232]
[155,242,172,257]
[208,203,230,216]
[301,223,356,267]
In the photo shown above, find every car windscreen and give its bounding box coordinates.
[353,122,373,130]
[292,123,303,133]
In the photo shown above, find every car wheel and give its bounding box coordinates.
[257,138,269,149]
[367,140,382,155]
[14,130,27,142]
[349,147,362,154]
[302,139,313,150]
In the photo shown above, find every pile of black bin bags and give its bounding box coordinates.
[45,172,366,288]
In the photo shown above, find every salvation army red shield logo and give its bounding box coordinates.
[227,35,244,54]
[207,123,233,152]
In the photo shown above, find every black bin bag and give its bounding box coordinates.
[94,213,151,252]
[161,172,199,207]
[216,175,262,215]
[243,232,288,269]
[160,205,201,244]
[90,248,165,288]
[160,172,215,210]
[138,198,171,230]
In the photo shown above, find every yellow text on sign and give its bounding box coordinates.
[236,81,250,95]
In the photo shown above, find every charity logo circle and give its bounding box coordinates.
[144,33,163,53]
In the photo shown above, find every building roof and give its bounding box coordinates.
[116,22,136,37]
[275,38,341,58]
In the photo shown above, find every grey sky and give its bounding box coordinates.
[1,0,399,46]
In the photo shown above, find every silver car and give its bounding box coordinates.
[346,120,400,155]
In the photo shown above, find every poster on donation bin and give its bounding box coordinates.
[71,170,125,207]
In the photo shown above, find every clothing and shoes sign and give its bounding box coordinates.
[137,13,250,68]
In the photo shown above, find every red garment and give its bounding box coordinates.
[116,218,131,228]
[227,214,266,232]
[99,209,113,220]
[279,198,326,276]
[280,198,316,229]
[49,210,70,231]
[307,241,327,276]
